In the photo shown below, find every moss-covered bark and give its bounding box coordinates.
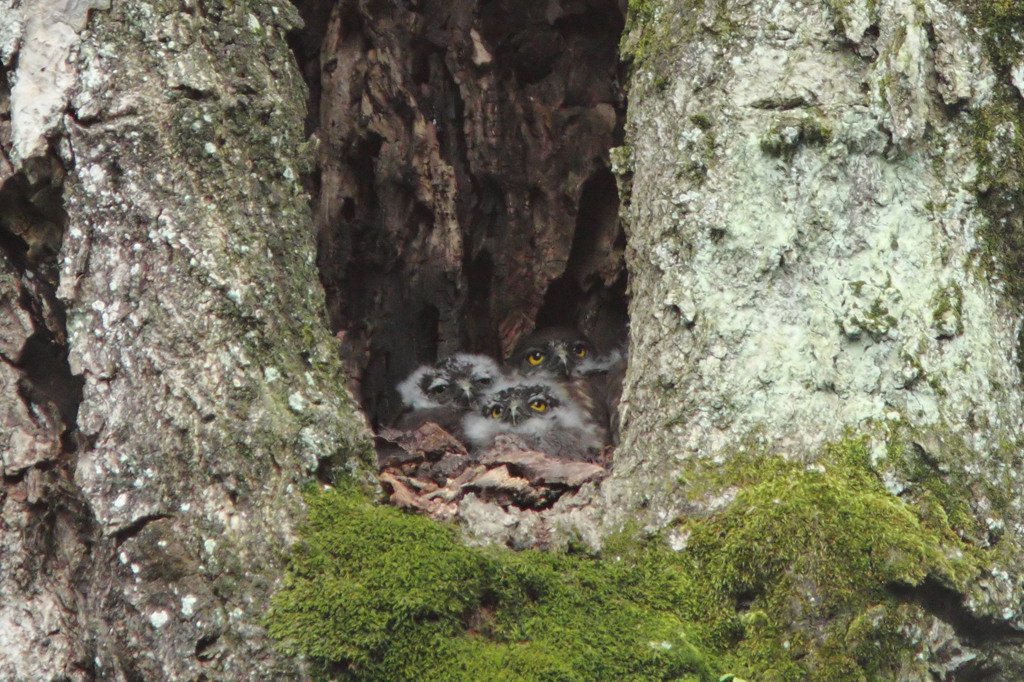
[264,0,1024,678]
[269,484,713,681]
[262,0,1024,678]
[601,0,1024,675]
[269,436,994,680]
[0,1,374,679]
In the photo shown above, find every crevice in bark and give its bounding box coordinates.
[289,0,629,525]
[0,58,129,677]
[0,62,81,457]
[169,84,217,102]
[15,333,84,436]
[111,514,175,547]
[0,171,66,281]
[903,578,1024,645]
[12,463,112,675]
[888,578,1024,679]
[291,0,629,425]
[0,158,84,456]
[194,632,222,661]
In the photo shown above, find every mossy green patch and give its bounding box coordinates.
[690,114,713,131]
[956,4,1024,305]
[836,284,899,342]
[269,437,982,681]
[690,459,975,678]
[267,485,714,681]
[760,114,834,161]
[620,0,662,66]
[881,421,1015,545]
[963,96,1024,304]
[930,283,964,338]
[620,0,731,94]
[673,437,982,679]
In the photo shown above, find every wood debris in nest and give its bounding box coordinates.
[376,426,608,517]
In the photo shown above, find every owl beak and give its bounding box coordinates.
[509,406,521,426]
[457,380,474,402]
[555,349,569,373]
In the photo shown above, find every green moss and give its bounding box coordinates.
[620,0,663,66]
[881,421,1015,545]
[269,435,983,681]
[621,0,734,93]
[840,296,898,341]
[690,114,713,131]
[671,117,719,188]
[954,4,1024,305]
[267,484,714,681]
[897,342,933,392]
[930,283,965,338]
[678,437,981,679]
[864,298,897,338]
[760,114,834,161]
[966,98,1024,302]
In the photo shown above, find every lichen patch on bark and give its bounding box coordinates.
[605,0,1024,674]
[3,0,110,163]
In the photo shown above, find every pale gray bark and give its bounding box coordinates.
[615,0,1018,490]
[0,1,373,680]
[596,0,1024,675]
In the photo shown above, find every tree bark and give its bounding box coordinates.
[607,0,1024,674]
[6,0,1024,678]
[0,1,372,679]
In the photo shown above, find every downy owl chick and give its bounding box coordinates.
[573,348,627,446]
[509,327,619,445]
[462,380,602,461]
[509,326,595,378]
[395,354,503,434]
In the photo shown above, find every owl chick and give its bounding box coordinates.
[462,380,602,461]
[395,354,503,434]
[509,326,595,378]
[509,327,623,445]
[572,348,627,446]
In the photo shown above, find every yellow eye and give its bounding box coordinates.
[529,399,548,412]
[527,351,545,366]
[490,406,503,419]
[573,343,587,358]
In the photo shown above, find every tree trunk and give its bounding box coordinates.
[608,0,1024,674]
[299,0,1024,674]
[0,1,372,679]
[6,0,1024,678]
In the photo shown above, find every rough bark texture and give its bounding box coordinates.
[607,0,1024,675]
[8,0,1024,677]
[305,0,629,427]
[0,1,373,680]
